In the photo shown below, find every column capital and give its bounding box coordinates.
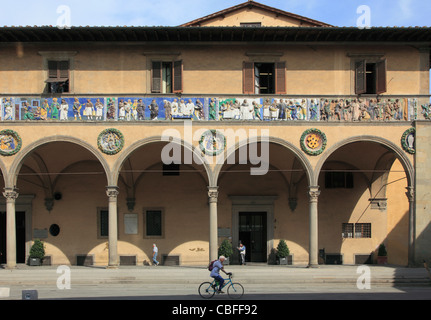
[405,186,414,202]
[308,186,320,203]
[208,186,219,203]
[106,186,119,198]
[3,188,19,201]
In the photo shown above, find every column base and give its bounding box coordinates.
[106,265,119,269]
[5,265,17,270]
[306,263,319,268]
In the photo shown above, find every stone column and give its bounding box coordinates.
[3,188,18,269]
[208,186,219,262]
[308,186,320,268]
[406,186,415,266]
[106,186,119,268]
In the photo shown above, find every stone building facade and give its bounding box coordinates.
[0,1,430,268]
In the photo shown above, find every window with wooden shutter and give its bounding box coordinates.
[58,61,69,79]
[48,61,58,79]
[151,61,162,93]
[243,62,254,94]
[173,60,183,93]
[376,59,387,94]
[152,60,182,93]
[46,60,70,93]
[355,59,387,95]
[47,60,69,81]
[244,62,283,94]
[275,62,286,94]
[355,60,366,94]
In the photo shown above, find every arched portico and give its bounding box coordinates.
[314,136,414,187]
[3,136,110,268]
[213,136,317,265]
[8,135,111,187]
[111,136,212,186]
[111,136,214,265]
[314,136,414,266]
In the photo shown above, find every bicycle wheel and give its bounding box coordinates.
[198,282,216,299]
[227,282,244,299]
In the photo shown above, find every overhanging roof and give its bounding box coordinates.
[0,26,430,44]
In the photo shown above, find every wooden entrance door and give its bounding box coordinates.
[238,212,267,262]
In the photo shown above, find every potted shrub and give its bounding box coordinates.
[377,243,388,265]
[218,239,233,265]
[276,239,290,265]
[29,239,45,266]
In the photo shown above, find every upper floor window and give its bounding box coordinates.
[39,51,76,94]
[240,22,262,27]
[355,59,387,95]
[243,61,286,94]
[152,60,183,93]
[325,171,354,189]
[46,60,70,93]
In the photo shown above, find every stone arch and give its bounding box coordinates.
[7,135,111,187]
[314,135,414,188]
[322,159,373,194]
[111,136,213,187]
[315,135,414,266]
[213,136,314,187]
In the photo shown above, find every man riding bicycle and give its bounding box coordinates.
[210,256,231,293]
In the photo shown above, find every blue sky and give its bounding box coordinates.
[0,0,430,27]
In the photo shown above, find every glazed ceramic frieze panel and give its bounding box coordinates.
[319,97,412,121]
[1,97,17,120]
[16,97,106,121]
[218,97,259,120]
[0,96,419,122]
[116,97,208,121]
[218,97,309,121]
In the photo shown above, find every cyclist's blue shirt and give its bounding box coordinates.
[210,260,223,277]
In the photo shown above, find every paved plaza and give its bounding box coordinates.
[0,264,430,300]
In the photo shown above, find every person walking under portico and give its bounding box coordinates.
[152,243,159,266]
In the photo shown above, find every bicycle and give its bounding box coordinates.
[198,273,244,299]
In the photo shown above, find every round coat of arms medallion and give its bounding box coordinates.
[300,128,327,156]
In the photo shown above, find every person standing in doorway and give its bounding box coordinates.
[238,243,246,265]
[152,243,159,266]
